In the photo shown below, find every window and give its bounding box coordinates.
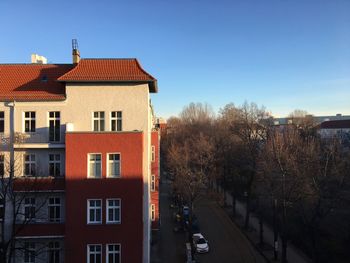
[106,244,121,263]
[151,145,155,162]
[49,112,60,142]
[0,111,4,133]
[107,153,120,178]
[48,241,60,263]
[87,199,102,224]
[106,199,121,224]
[0,155,4,177]
[111,111,122,131]
[93,112,105,132]
[151,204,155,221]
[24,112,36,132]
[24,198,35,221]
[0,198,4,222]
[24,154,36,177]
[49,154,61,177]
[24,242,35,263]
[87,244,102,263]
[151,175,155,192]
[88,154,102,178]
[48,197,61,222]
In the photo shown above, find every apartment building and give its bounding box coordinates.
[0,48,160,263]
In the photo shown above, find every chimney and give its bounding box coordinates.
[31,54,47,64]
[72,39,80,64]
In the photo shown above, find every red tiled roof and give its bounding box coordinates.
[321,120,350,129]
[58,59,158,92]
[0,64,73,101]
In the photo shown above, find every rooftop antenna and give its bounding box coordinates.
[72,39,79,50]
[72,39,80,64]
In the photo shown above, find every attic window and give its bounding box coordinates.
[41,75,48,82]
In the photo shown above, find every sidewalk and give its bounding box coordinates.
[217,188,311,263]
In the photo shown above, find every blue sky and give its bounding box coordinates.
[1,0,349,118]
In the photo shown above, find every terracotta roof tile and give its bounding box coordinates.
[58,59,157,92]
[0,64,73,101]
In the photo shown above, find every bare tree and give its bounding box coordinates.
[0,133,61,263]
[229,101,270,229]
[258,126,350,263]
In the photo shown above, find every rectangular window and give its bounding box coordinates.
[24,154,36,177]
[24,112,36,133]
[107,153,120,178]
[0,155,4,177]
[49,154,61,177]
[24,198,35,221]
[0,111,4,133]
[0,198,4,222]
[87,244,102,263]
[48,241,60,263]
[88,154,102,178]
[49,111,60,142]
[106,244,121,263]
[48,197,61,222]
[93,112,105,132]
[151,145,155,162]
[106,199,121,224]
[151,204,155,221]
[87,199,102,224]
[24,242,35,263]
[151,175,155,192]
[111,111,122,131]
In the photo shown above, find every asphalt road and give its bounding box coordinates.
[194,195,264,263]
[152,180,264,263]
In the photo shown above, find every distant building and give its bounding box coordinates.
[273,114,350,126]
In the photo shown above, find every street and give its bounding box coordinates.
[151,180,265,263]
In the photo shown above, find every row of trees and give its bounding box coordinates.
[162,102,350,263]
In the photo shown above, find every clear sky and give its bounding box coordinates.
[1,0,349,118]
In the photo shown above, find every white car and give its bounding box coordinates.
[192,233,209,253]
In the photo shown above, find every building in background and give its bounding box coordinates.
[0,44,159,263]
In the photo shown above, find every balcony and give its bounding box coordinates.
[13,132,65,149]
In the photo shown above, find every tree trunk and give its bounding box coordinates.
[259,213,264,246]
[232,192,236,218]
[273,199,278,260]
[244,193,250,230]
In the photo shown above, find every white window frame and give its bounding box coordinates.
[87,199,102,224]
[92,111,105,132]
[151,174,155,192]
[49,154,61,177]
[151,204,155,221]
[24,242,36,263]
[48,241,60,263]
[87,244,102,263]
[24,197,36,221]
[106,243,121,263]
[106,153,121,178]
[151,145,155,162]
[88,153,102,178]
[24,154,36,177]
[110,111,122,131]
[48,111,61,142]
[0,111,4,133]
[106,198,121,224]
[48,197,61,222]
[23,111,36,133]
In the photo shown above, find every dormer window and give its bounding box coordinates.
[41,75,48,82]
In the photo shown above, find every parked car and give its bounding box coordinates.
[192,233,209,253]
